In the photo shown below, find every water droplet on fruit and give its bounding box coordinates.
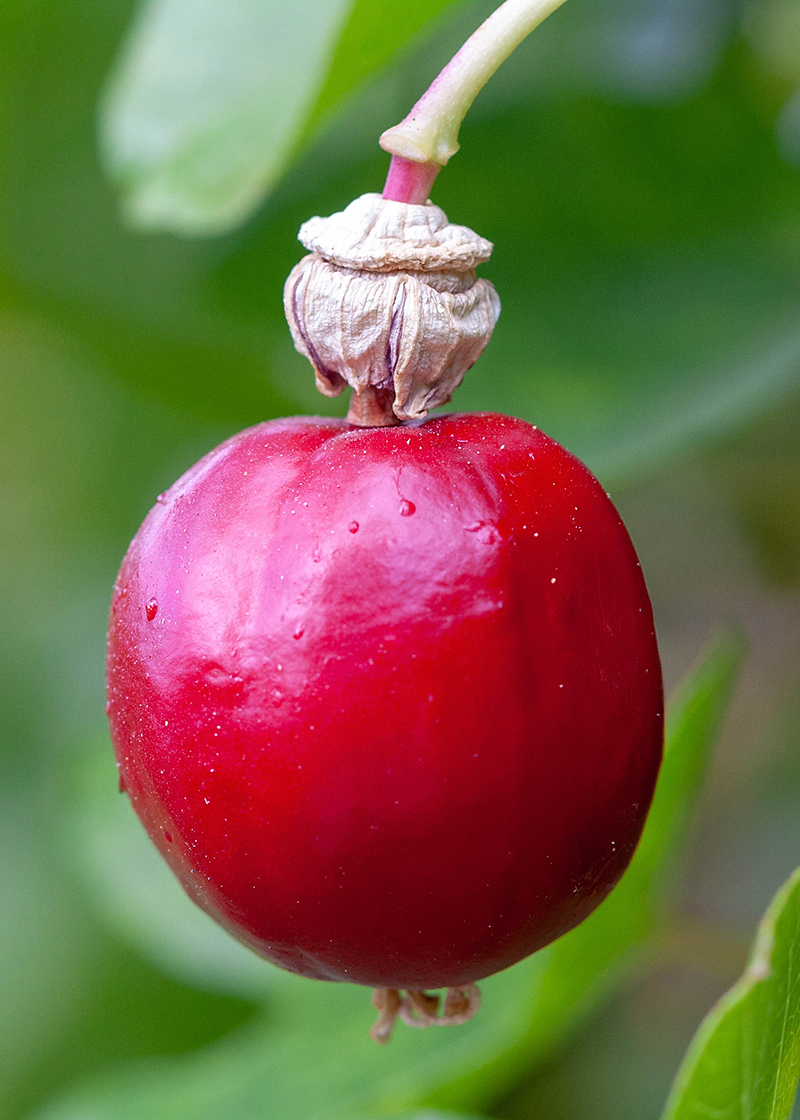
[118,772,127,794]
[293,625,304,640]
[105,700,112,715]
[145,598,158,621]
[399,499,416,517]
[204,665,229,688]
[348,521,359,533]
[163,830,173,844]
[156,492,167,505]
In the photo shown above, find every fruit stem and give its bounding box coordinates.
[347,385,400,427]
[380,0,569,193]
[382,155,441,205]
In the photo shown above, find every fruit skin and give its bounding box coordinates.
[106,412,663,990]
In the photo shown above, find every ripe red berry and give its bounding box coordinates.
[106,412,663,1003]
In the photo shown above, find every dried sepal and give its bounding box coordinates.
[297,193,493,272]
[283,194,500,424]
[285,255,499,421]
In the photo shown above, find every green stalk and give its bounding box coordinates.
[381,0,569,203]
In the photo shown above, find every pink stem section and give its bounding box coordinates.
[382,155,441,204]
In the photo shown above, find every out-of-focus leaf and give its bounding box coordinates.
[747,0,800,83]
[356,1114,489,1120]
[588,318,800,482]
[661,865,800,1120]
[100,0,353,234]
[362,1114,490,1120]
[777,86,800,173]
[302,0,464,136]
[709,398,800,587]
[100,0,465,234]
[37,636,742,1120]
[0,795,92,1109]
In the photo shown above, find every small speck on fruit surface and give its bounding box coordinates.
[145,597,158,621]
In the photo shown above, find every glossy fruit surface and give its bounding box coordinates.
[106,412,663,989]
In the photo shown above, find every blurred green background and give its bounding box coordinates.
[1,0,800,1117]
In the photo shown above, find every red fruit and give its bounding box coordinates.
[106,411,662,991]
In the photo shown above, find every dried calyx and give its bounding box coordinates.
[283,0,572,429]
[284,193,500,427]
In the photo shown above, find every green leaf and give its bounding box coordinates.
[661,864,800,1120]
[0,794,95,1109]
[100,0,354,234]
[302,0,464,137]
[100,0,464,234]
[40,636,742,1120]
[362,1114,489,1120]
[357,1114,489,1120]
